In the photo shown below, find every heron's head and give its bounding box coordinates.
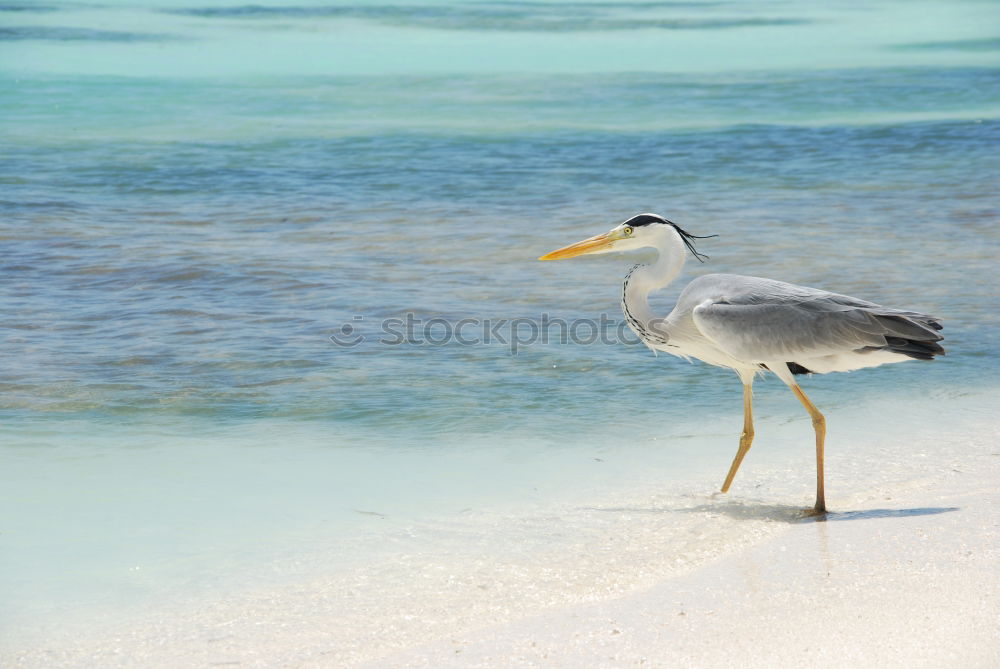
[538,213,713,262]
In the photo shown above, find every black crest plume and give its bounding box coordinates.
[622,213,718,263]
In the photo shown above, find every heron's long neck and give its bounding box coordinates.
[621,230,686,343]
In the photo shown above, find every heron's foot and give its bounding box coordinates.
[801,504,828,518]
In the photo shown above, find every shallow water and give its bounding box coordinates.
[2,0,999,654]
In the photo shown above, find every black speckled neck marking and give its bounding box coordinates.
[621,264,669,346]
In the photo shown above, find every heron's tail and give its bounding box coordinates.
[868,312,945,361]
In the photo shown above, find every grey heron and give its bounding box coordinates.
[539,213,944,514]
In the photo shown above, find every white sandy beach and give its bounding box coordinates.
[376,455,1000,669]
[6,412,998,669]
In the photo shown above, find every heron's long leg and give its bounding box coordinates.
[790,384,826,514]
[720,384,754,493]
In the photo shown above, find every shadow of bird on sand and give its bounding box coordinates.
[583,502,959,524]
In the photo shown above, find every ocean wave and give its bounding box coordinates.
[0,2,59,11]
[0,25,176,42]
[891,37,1000,53]
[165,4,807,32]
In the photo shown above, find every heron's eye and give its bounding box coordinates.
[623,226,634,236]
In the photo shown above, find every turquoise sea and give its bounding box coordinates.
[2,0,999,658]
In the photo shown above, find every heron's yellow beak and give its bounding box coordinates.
[538,230,623,260]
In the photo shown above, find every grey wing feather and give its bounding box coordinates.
[686,274,944,362]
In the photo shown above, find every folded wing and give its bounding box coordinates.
[691,285,944,364]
